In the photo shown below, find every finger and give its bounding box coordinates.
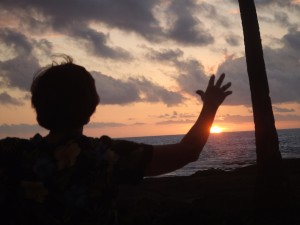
[215,73,225,87]
[196,90,204,97]
[221,82,231,91]
[208,75,215,87]
[224,91,232,97]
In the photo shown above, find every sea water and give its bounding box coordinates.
[124,128,300,177]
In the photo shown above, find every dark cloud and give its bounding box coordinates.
[174,59,209,95]
[0,29,184,107]
[86,122,125,128]
[254,0,298,6]
[131,122,146,126]
[274,11,292,27]
[0,0,222,71]
[258,10,298,30]
[197,2,232,28]
[71,27,132,60]
[0,0,216,47]
[0,28,48,91]
[225,34,241,47]
[146,47,208,95]
[146,48,184,62]
[156,119,195,125]
[129,76,184,106]
[0,28,32,53]
[93,71,140,105]
[254,0,300,22]
[154,111,197,126]
[216,56,252,105]
[0,55,40,90]
[217,29,300,105]
[214,113,300,124]
[0,0,162,50]
[274,114,300,121]
[156,111,196,119]
[166,0,214,46]
[0,0,161,34]
[92,71,184,106]
[233,0,300,27]
[0,92,23,106]
[230,0,300,8]
[283,30,300,51]
[0,121,128,137]
[273,106,295,113]
[0,123,45,136]
[0,27,183,106]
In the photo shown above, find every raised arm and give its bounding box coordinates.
[145,73,232,176]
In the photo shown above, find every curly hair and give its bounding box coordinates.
[31,56,100,131]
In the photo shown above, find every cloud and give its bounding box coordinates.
[196,2,232,28]
[93,72,140,104]
[258,10,298,30]
[216,56,252,105]
[254,0,300,6]
[0,27,184,107]
[215,114,254,124]
[0,121,128,136]
[129,76,184,106]
[86,122,126,128]
[154,110,197,125]
[166,0,214,46]
[92,71,184,106]
[274,11,293,28]
[217,29,300,105]
[0,123,45,136]
[70,27,132,60]
[274,114,300,121]
[230,0,300,8]
[0,0,160,32]
[234,0,300,30]
[0,29,184,107]
[0,0,220,47]
[146,48,184,62]
[0,28,49,91]
[0,0,161,49]
[216,113,300,124]
[0,92,23,106]
[225,34,241,47]
[156,119,195,125]
[156,111,196,119]
[146,47,209,95]
[273,106,295,112]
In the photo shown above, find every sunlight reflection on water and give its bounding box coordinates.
[124,128,300,176]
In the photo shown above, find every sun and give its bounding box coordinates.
[210,126,223,134]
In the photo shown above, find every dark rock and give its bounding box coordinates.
[118,158,300,225]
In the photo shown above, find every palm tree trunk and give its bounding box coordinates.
[237,0,289,210]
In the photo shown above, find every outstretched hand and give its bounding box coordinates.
[196,73,232,107]
[146,73,232,176]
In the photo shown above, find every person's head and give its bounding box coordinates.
[31,56,100,132]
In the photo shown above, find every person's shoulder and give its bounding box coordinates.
[0,134,42,155]
[80,135,113,149]
[0,136,29,149]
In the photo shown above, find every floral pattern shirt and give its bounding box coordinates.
[0,134,153,225]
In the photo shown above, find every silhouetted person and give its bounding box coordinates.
[0,56,231,225]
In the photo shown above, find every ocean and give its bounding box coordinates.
[124,128,300,177]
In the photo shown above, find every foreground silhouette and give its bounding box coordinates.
[238,0,290,214]
[118,158,300,225]
[0,57,231,224]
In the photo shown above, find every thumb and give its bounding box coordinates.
[196,90,204,96]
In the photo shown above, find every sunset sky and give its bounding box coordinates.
[0,0,300,138]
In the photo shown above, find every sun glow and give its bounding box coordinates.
[210,126,223,134]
